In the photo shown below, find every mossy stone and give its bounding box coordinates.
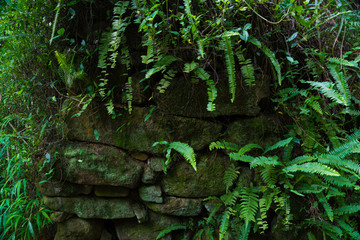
[54,217,103,240]
[57,142,143,188]
[145,196,202,216]
[94,185,130,197]
[114,211,180,240]
[66,106,222,154]
[154,73,270,117]
[161,152,231,197]
[139,185,163,203]
[44,196,136,219]
[36,179,92,197]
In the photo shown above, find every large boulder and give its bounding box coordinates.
[161,152,231,197]
[65,106,222,154]
[56,142,143,188]
[43,196,136,219]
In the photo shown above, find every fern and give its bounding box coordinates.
[322,175,356,188]
[222,34,236,102]
[338,220,360,240]
[283,162,340,176]
[153,141,197,171]
[209,140,239,152]
[316,192,334,222]
[239,187,259,228]
[229,153,254,163]
[224,164,239,192]
[237,143,263,155]
[250,156,282,168]
[264,137,293,154]
[194,67,217,112]
[219,208,232,240]
[125,77,132,114]
[334,204,360,216]
[307,81,346,106]
[156,223,187,239]
[317,154,360,175]
[248,36,282,85]
[259,165,277,186]
[287,155,315,166]
[327,63,351,106]
[236,48,255,86]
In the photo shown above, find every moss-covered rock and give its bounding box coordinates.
[43,196,136,219]
[36,179,92,197]
[54,217,103,240]
[139,185,163,203]
[65,106,222,154]
[94,185,130,197]
[114,211,180,240]
[161,152,231,197]
[142,165,158,184]
[225,115,283,148]
[145,196,202,216]
[154,73,270,117]
[56,142,143,188]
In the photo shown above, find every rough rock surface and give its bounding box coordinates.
[54,217,103,240]
[161,153,231,197]
[154,73,270,117]
[94,185,130,197]
[56,142,143,188]
[139,185,163,203]
[43,196,136,219]
[65,106,222,154]
[36,179,92,197]
[145,196,202,216]
[114,211,179,240]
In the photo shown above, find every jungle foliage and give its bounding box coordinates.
[2,0,360,239]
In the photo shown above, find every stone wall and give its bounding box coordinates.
[38,71,283,239]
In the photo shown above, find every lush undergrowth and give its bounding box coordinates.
[0,0,61,239]
[2,0,360,239]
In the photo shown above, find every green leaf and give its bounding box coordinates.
[283,162,340,176]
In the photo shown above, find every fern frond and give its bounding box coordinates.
[238,143,263,155]
[222,35,236,102]
[250,156,282,168]
[239,222,251,240]
[327,63,351,106]
[125,77,133,114]
[206,201,223,224]
[322,175,355,188]
[239,187,259,226]
[317,154,360,175]
[283,162,340,176]
[293,183,326,194]
[259,165,277,186]
[236,49,255,86]
[338,220,360,240]
[264,137,293,153]
[194,67,217,111]
[221,190,240,206]
[219,208,232,240]
[224,164,239,192]
[257,198,269,233]
[156,223,187,239]
[287,155,315,166]
[328,57,358,68]
[168,142,197,171]
[209,140,239,152]
[316,192,334,221]
[311,219,343,239]
[330,139,360,158]
[229,153,254,163]
[334,204,360,216]
[307,81,345,105]
[261,45,282,85]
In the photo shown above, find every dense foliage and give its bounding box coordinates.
[0,0,60,239]
[2,0,360,239]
